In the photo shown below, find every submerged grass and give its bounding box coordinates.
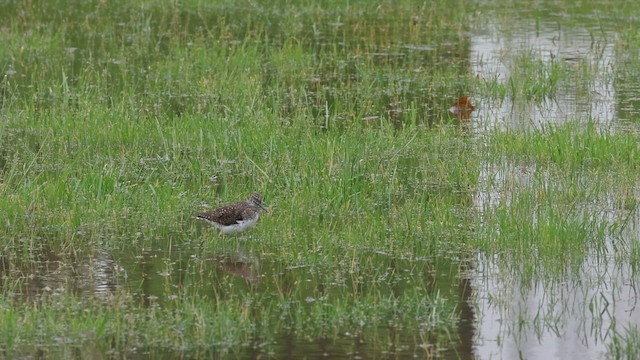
[481,50,570,102]
[1,273,453,357]
[475,122,640,278]
[607,326,640,360]
[1,0,640,358]
[0,0,477,357]
[488,122,640,169]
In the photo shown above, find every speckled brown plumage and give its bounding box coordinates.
[196,193,266,234]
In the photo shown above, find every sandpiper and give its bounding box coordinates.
[196,193,267,235]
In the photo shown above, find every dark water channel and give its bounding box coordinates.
[0,244,475,359]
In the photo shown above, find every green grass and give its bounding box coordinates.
[607,326,640,360]
[2,0,640,358]
[0,1,475,357]
[474,122,640,277]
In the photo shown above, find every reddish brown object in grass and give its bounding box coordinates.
[449,96,475,121]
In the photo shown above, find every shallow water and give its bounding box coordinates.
[471,29,618,128]
[473,160,639,358]
[2,1,640,359]
[468,5,640,358]
[0,244,473,358]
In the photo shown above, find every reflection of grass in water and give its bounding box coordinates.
[607,326,640,360]
[477,121,640,274]
[0,284,456,358]
[484,50,570,102]
[467,126,640,357]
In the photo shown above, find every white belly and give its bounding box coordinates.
[214,216,259,235]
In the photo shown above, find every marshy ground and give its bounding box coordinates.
[1,1,640,359]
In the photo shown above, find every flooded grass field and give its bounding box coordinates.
[1,0,640,358]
